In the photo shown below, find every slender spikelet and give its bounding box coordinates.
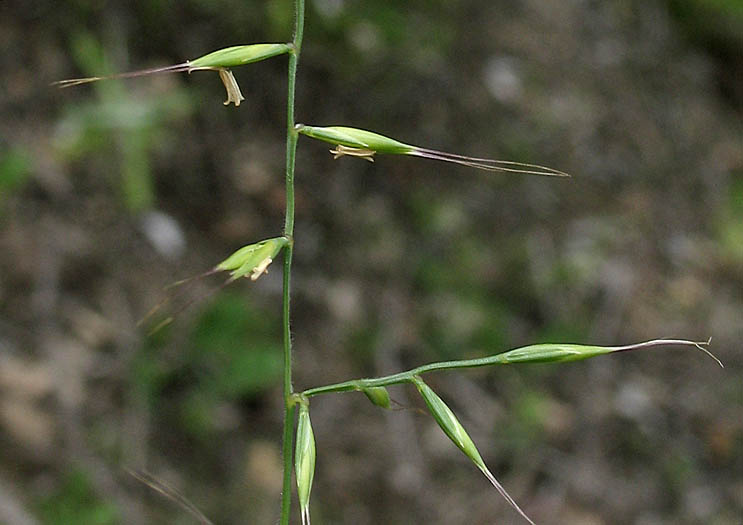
[295,125,413,154]
[187,43,292,69]
[411,376,535,524]
[216,236,289,282]
[136,237,289,333]
[295,124,569,177]
[52,43,292,106]
[489,339,722,367]
[295,403,316,525]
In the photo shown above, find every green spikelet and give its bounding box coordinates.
[295,403,316,525]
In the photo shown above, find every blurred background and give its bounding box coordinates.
[1,0,742,523]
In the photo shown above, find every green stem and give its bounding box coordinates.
[280,1,305,524]
[302,357,495,397]
[301,338,717,397]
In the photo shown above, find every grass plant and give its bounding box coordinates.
[55,1,722,523]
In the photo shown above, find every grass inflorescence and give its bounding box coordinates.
[54,2,722,523]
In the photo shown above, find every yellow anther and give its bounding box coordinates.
[330,145,376,162]
[250,256,272,281]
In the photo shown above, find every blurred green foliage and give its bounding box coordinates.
[54,33,192,212]
[669,0,743,44]
[189,292,283,398]
[500,389,556,455]
[717,173,743,264]
[131,292,282,440]
[0,148,31,208]
[36,470,119,525]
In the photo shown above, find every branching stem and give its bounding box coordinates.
[301,339,718,397]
